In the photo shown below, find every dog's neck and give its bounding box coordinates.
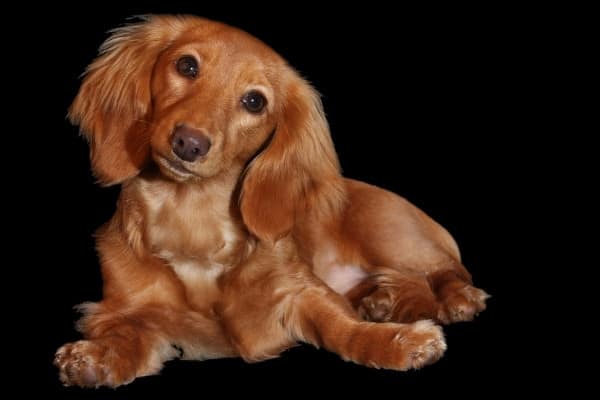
[125,163,249,258]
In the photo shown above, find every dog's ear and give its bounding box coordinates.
[240,75,345,242]
[69,16,185,185]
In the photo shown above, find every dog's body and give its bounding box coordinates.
[55,15,488,387]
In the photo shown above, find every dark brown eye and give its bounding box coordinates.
[241,90,266,113]
[176,55,198,79]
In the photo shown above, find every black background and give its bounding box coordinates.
[21,2,547,398]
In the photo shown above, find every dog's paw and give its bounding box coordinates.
[392,320,447,369]
[54,340,135,388]
[358,288,395,322]
[438,285,489,324]
[355,320,446,370]
[358,287,439,323]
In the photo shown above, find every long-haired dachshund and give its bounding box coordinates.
[55,15,488,387]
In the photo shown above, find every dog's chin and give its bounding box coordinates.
[154,154,224,182]
[154,155,200,182]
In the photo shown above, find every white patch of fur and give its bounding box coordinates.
[151,250,227,308]
[167,257,225,284]
[322,264,367,295]
[312,246,367,295]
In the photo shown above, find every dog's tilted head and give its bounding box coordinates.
[70,15,343,241]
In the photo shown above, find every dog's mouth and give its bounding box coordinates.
[155,154,197,179]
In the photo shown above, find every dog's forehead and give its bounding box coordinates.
[177,20,283,65]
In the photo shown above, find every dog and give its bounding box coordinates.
[55,15,488,387]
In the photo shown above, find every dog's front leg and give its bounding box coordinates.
[55,218,233,387]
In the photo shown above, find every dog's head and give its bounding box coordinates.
[71,15,344,241]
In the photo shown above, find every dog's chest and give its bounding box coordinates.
[139,181,247,305]
[147,207,242,267]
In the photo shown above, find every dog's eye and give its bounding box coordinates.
[176,56,199,79]
[241,91,267,114]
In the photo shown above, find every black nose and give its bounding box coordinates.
[171,125,212,162]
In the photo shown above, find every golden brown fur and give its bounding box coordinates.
[55,15,488,387]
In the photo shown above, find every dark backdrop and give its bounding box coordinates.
[24,3,536,398]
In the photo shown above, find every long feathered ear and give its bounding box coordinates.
[240,76,345,242]
[68,16,185,185]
